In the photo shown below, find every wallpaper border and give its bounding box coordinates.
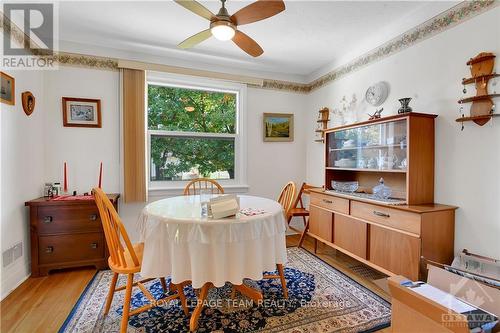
[1,1,497,93]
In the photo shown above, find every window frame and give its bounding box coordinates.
[146,72,248,194]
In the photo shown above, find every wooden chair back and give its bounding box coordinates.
[277,181,296,216]
[93,188,140,269]
[183,178,225,195]
[291,182,317,210]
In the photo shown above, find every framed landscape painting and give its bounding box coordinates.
[263,113,294,142]
[62,97,101,128]
[1,72,15,105]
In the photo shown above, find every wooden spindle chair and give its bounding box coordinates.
[263,181,296,299]
[93,188,189,333]
[183,178,225,195]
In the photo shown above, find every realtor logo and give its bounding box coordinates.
[2,2,58,69]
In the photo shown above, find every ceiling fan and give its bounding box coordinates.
[174,0,285,57]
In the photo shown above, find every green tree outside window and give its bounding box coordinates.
[148,85,237,181]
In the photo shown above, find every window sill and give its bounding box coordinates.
[148,184,250,199]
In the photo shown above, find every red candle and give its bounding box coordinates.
[63,162,68,193]
[98,162,103,188]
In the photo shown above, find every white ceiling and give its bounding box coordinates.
[57,1,459,81]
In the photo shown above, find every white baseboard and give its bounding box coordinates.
[0,261,31,301]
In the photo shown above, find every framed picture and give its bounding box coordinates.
[62,97,101,128]
[1,72,15,105]
[263,113,294,142]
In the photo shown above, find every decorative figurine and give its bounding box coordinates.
[367,108,383,120]
[398,98,412,114]
[21,91,35,116]
[373,178,392,200]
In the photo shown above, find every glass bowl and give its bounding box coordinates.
[332,181,359,193]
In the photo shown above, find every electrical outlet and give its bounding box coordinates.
[12,242,22,261]
[2,248,13,267]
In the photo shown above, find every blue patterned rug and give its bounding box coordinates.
[59,248,391,332]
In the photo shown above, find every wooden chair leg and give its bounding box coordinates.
[104,272,119,315]
[120,273,134,333]
[298,218,310,249]
[160,277,168,294]
[314,239,318,254]
[174,283,189,316]
[190,283,211,332]
[287,215,292,225]
[230,285,237,299]
[276,264,288,299]
[302,215,307,226]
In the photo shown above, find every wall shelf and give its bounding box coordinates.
[458,94,500,104]
[462,73,499,85]
[466,53,495,65]
[455,114,499,123]
[314,107,329,143]
[458,52,497,127]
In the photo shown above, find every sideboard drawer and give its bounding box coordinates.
[351,201,421,235]
[310,193,349,214]
[38,233,104,265]
[37,206,102,234]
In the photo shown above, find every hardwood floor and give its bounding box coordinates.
[0,267,96,333]
[0,234,391,332]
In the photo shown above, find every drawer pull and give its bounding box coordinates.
[89,214,98,221]
[373,210,390,218]
[45,246,54,253]
[90,243,98,249]
[322,199,333,204]
[43,216,53,223]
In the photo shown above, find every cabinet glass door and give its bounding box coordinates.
[327,119,407,171]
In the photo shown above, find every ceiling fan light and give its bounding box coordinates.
[210,21,235,41]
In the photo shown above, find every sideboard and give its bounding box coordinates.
[25,194,119,277]
[307,189,456,280]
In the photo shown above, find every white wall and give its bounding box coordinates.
[40,67,307,241]
[43,67,121,194]
[246,88,307,199]
[305,7,500,259]
[1,69,45,299]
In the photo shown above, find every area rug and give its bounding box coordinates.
[59,248,391,332]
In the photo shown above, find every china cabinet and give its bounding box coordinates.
[325,112,436,205]
[301,113,458,281]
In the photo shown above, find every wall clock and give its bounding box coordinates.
[365,82,389,106]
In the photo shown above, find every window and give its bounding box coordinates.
[147,74,246,190]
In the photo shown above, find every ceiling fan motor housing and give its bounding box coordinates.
[210,20,236,31]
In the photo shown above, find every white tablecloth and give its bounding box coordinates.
[138,195,288,288]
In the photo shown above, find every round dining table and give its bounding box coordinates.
[138,194,288,331]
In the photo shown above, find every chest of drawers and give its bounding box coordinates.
[25,194,119,277]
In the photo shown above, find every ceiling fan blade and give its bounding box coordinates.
[178,29,212,49]
[230,0,285,26]
[174,0,215,21]
[232,30,263,57]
